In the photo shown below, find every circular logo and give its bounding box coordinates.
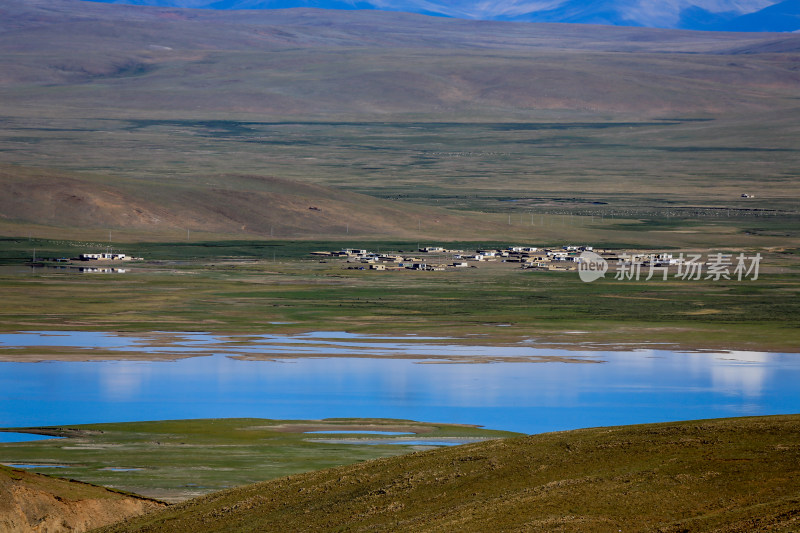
[578,251,608,283]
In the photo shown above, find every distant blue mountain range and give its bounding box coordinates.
[82,0,800,32]
[691,0,800,32]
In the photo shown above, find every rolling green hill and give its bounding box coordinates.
[94,414,800,532]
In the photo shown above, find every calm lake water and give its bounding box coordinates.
[0,433,63,443]
[0,331,798,435]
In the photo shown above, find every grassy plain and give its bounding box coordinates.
[1,117,798,237]
[0,419,518,502]
[0,238,798,352]
[95,414,800,533]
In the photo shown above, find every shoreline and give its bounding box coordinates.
[0,328,795,363]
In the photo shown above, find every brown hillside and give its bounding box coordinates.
[0,464,164,533]
[0,164,503,239]
[1,0,798,117]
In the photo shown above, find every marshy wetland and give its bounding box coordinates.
[0,418,518,502]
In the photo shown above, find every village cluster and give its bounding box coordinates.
[312,245,627,272]
[311,245,762,281]
[31,245,760,280]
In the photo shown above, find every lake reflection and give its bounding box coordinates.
[0,332,798,434]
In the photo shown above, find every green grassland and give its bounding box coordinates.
[94,414,800,532]
[0,238,797,352]
[0,419,519,502]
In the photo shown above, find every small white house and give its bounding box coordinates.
[79,252,128,261]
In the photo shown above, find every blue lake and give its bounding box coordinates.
[0,331,798,435]
[0,433,63,443]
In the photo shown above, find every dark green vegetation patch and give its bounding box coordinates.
[0,419,518,502]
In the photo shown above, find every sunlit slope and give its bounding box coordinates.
[0,164,508,239]
[96,415,800,532]
[0,464,164,532]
